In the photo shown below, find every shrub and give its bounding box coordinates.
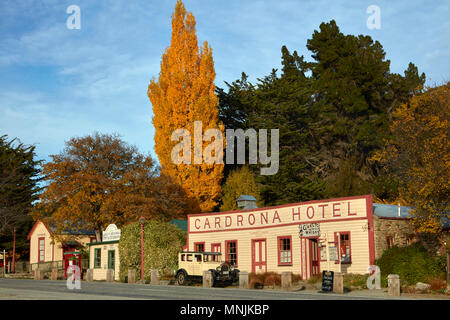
[307,274,322,284]
[264,272,281,286]
[428,277,447,291]
[249,272,264,289]
[374,243,446,286]
[248,272,283,288]
[118,220,186,282]
[344,273,369,289]
[292,273,302,284]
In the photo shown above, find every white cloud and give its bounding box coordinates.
[0,0,448,164]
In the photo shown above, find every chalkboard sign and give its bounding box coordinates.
[321,270,334,292]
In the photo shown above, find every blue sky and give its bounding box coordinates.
[1,0,449,164]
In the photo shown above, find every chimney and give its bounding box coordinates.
[236,195,258,210]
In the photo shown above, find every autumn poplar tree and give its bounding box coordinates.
[148,0,223,213]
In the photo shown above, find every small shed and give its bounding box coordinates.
[87,240,120,281]
[87,224,121,281]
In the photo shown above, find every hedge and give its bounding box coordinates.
[374,243,446,286]
[118,220,186,282]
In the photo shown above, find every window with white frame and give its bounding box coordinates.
[278,237,292,265]
[38,238,45,262]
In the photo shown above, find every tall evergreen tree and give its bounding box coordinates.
[218,47,325,206]
[217,20,426,205]
[306,20,425,198]
[0,135,41,255]
[251,47,324,205]
[148,0,223,213]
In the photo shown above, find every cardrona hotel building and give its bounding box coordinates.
[185,194,420,279]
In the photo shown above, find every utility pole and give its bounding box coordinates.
[337,232,341,273]
[139,216,145,283]
[12,227,16,273]
[447,251,449,286]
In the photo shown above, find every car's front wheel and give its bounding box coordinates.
[177,271,187,285]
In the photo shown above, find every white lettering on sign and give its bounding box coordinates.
[189,197,368,232]
[102,224,121,241]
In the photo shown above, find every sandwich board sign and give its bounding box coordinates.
[102,224,121,242]
[321,271,334,292]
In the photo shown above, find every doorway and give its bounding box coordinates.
[251,239,267,273]
[309,239,320,277]
[107,250,115,270]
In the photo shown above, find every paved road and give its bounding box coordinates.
[0,278,446,300]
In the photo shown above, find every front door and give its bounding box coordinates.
[309,239,320,277]
[107,250,115,270]
[251,239,267,273]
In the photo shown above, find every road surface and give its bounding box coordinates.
[0,278,447,300]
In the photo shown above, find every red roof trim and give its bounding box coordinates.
[27,220,53,240]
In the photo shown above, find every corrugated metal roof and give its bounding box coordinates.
[170,219,187,233]
[373,203,449,229]
[49,225,95,236]
[373,203,412,219]
[237,195,257,201]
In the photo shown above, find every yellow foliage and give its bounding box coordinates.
[373,82,450,234]
[220,166,262,212]
[148,0,223,213]
[373,196,409,206]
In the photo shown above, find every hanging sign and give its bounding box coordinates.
[320,244,327,260]
[102,224,121,241]
[299,223,320,237]
[329,246,338,261]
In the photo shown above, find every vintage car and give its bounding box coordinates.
[175,251,239,286]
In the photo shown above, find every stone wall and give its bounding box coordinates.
[373,216,449,258]
[417,231,449,256]
[373,216,416,259]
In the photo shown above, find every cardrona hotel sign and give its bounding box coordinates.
[189,196,370,233]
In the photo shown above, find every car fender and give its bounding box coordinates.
[208,269,217,277]
[176,268,188,277]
